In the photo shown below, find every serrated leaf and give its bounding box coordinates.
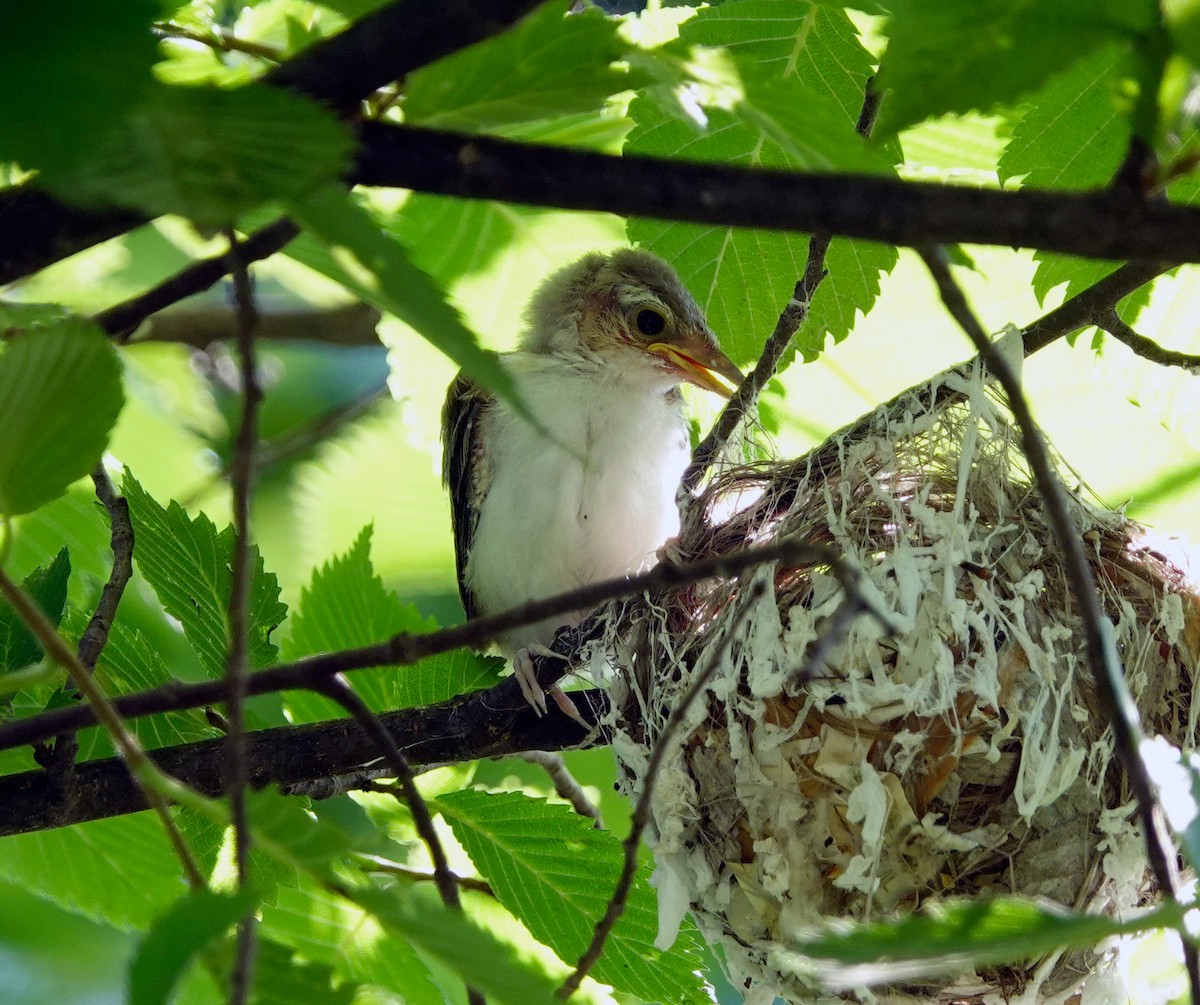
[283,183,526,416]
[262,882,445,1005]
[404,3,643,131]
[129,888,258,1005]
[0,320,124,516]
[350,884,563,1005]
[0,814,189,929]
[0,3,158,172]
[246,789,356,880]
[0,549,69,673]
[68,615,216,760]
[627,1,898,366]
[790,896,1178,987]
[121,472,288,678]
[438,789,709,1005]
[45,80,351,229]
[878,0,1155,135]
[281,526,502,723]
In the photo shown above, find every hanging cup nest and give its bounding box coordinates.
[602,355,1200,1004]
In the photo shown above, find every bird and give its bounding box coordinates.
[442,248,743,722]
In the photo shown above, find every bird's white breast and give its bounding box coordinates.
[466,356,689,649]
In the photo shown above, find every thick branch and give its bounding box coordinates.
[354,124,1200,261]
[0,684,610,835]
[0,539,838,752]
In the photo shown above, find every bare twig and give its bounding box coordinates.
[225,230,263,1005]
[93,218,300,341]
[43,466,136,774]
[558,580,769,998]
[0,539,849,751]
[153,21,282,61]
[680,76,882,500]
[316,676,486,1005]
[916,244,1200,1004]
[0,567,205,886]
[357,854,495,896]
[1095,309,1200,373]
[517,751,601,824]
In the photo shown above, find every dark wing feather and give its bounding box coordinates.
[441,371,494,619]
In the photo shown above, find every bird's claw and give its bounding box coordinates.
[514,645,590,729]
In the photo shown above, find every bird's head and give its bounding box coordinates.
[520,249,743,397]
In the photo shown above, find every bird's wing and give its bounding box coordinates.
[442,371,495,619]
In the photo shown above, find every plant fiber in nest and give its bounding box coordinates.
[602,355,1200,1004]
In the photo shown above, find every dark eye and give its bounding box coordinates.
[636,308,666,336]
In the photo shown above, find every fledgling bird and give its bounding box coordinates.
[442,249,742,719]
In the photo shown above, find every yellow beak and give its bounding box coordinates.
[647,339,743,399]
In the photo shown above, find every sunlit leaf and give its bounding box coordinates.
[0,320,124,516]
[877,0,1156,135]
[281,525,502,723]
[437,789,710,1005]
[121,473,288,678]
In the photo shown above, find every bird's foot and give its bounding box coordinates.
[514,645,590,729]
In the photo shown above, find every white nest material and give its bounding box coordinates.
[603,356,1200,1004]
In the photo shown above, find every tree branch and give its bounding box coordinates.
[680,76,882,499]
[1095,308,1200,372]
[224,230,263,1005]
[916,245,1200,1004]
[0,539,843,752]
[0,685,610,835]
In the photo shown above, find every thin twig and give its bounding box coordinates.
[316,676,486,1005]
[916,244,1200,1004]
[93,218,300,341]
[1095,309,1200,373]
[225,229,263,1005]
[0,539,854,750]
[557,579,769,998]
[43,466,136,774]
[517,751,601,824]
[680,76,882,500]
[357,854,495,896]
[153,21,283,61]
[0,566,205,886]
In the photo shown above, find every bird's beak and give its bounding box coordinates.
[646,337,744,398]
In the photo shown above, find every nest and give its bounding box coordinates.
[603,356,1200,1004]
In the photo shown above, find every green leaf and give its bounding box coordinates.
[46,81,352,229]
[251,938,358,1005]
[437,789,710,1005]
[627,1,898,365]
[70,616,217,760]
[121,473,288,678]
[878,0,1155,134]
[1165,0,1200,70]
[283,184,523,410]
[403,3,644,132]
[997,46,1150,314]
[281,526,502,723]
[0,549,69,674]
[790,896,1179,985]
[245,789,357,880]
[350,884,564,1005]
[129,888,258,1005]
[0,3,158,172]
[0,814,189,929]
[262,882,446,1005]
[0,320,124,516]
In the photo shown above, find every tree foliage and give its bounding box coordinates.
[2,1,1200,1003]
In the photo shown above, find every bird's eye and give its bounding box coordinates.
[635,308,667,337]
